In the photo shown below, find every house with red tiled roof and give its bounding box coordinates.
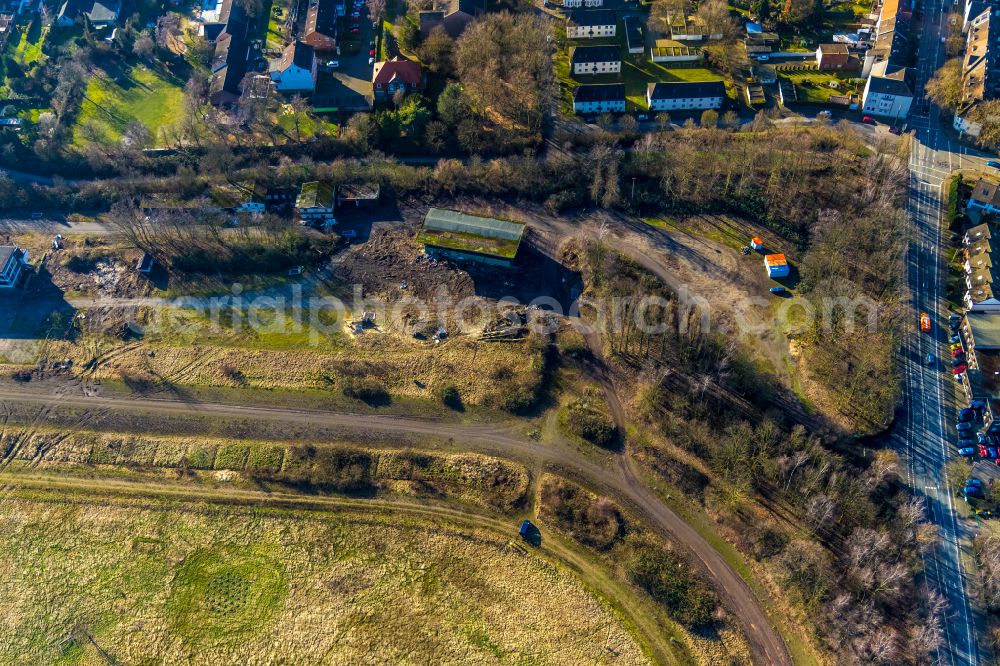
[372,57,425,99]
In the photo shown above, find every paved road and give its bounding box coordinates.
[0,382,792,666]
[899,0,995,664]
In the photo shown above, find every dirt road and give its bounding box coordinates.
[0,384,791,666]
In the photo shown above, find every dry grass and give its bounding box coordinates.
[1,428,530,512]
[0,497,649,665]
[31,333,541,408]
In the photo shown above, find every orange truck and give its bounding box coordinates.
[920,312,931,333]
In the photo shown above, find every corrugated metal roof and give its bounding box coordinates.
[764,253,787,266]
[423,208,525,241]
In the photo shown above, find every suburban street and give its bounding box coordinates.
[898,0,996,663]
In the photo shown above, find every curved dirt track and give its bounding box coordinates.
[0,385,791,666]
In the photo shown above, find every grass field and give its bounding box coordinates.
[0,497,649,664]
[72,65,185,148]
[779,68,861,104]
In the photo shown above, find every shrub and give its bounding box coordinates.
[628,545,718,628]
[438,384,463,410]
[540,478,625,550]
[562,399,616,447]
[342,378,391,406]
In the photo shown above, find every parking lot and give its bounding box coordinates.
[313,1,376,111]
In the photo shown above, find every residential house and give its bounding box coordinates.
[570,45,621,75]
[624,16,643,52]
[566,9,616,39]
[0,245,27,288]
[295,182,336,224]
[966,225,999,308]
[573,84,626,114]
[960,312,1000,424]
[269,41,317,93]
[56,0,119,25]
[954,7,1000,138]
[969,179,1000,218]
[418,0,484,38]
[207,0,252,106]
[816,43,851,70]
[0,12,13,47]
[650,43,703,63]
[417,208,526,268]
[301,0,337,51]
[646,80,725,111]
[746,82,765,105]
[861,0,910,78]
[861,60,913,119]
[372,57,425,99]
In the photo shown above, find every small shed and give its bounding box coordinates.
[750,236,763,251]
[137,253,155,275]
[764,253,789,278]
[338,183,381,206]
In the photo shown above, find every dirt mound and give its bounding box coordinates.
[335,225,475,301]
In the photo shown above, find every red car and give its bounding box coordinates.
[862,115,876,124]
[351,26,360,33]
[953,348,964,357]
[954,364,968,374]
[369,48,375,56]
[980,445,988,459]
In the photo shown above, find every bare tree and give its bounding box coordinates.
[133,31,156,60]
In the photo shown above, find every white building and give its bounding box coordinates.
[646,80,725,111]
[269,41,317,94]
[295,182,336,224]
[860,60,913,119]
[573,84,625,114]
[566,9,616,39]
[650,44,702,63]
[570,45,621,75]
[0,246,28,289]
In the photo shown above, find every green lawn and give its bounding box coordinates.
[559,32,726,111]
[266,0,288,50]
[275,105,339,140]
[12,20,45,65]
[780,68,861,104]
[72,65,185,148]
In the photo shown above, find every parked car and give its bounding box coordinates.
[960,408,976,422]
[979,432,989,444]
[351,25,361,33]
[987,160,1000,169]
[862,115,876,124]
[769,286,787,295]
[351,10,360,18]
[920,312,931,332]
[926,353,935,366]
[368,56,375,65]
[949,313,963,327]
[949,334,962,344]
[980,445,989,458]
[756,54,769,60]
[327,59,340,68]
[955,364,968,374]
[957,421,975,432]
[369,48,376,56]
[952,347,964,356]
[988,447,998,458]
[960,447,977,457]
[953,356,967,367]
